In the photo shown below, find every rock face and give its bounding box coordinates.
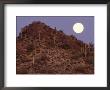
[16,21,94,74]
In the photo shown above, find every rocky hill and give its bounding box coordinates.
[16,21,94,74]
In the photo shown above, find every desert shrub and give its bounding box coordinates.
[17,35,21,40]
[61,44,71,49]
[26,44,34,53]
[70,35,76,39]
[35,53,48,65]
[28,67,36,74]
[16,67,28,74]
[48,41,54,48]
[59,30,63,33]
[87,56,94,65]
[71,51,83,59]
[74,63,89,74]
[16,51,20,58]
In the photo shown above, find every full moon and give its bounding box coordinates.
[73,23,84,33]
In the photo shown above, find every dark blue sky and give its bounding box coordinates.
[16,16,94,44]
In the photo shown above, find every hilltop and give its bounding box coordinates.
[16,21,94,74]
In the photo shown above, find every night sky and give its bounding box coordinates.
[16,16,94,44]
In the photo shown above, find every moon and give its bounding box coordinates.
[73,23,84,33]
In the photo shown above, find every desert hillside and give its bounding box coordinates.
[16,21,94,74]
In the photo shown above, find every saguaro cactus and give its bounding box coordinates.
[32,30,42,65]
[53,35,56,46]
[38,31,41,41]
[53,27,57,48]
[20,28,24,39]
[84,44,87,58]
[87,44,90,53]
[81,43,87,58]
[32,42,35,65]
[55,27,56,30]
[81,43,84,54]
[20,30,22,39]
[32,30,36,65]
[32,54,35,65]
[81,43,83,53]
